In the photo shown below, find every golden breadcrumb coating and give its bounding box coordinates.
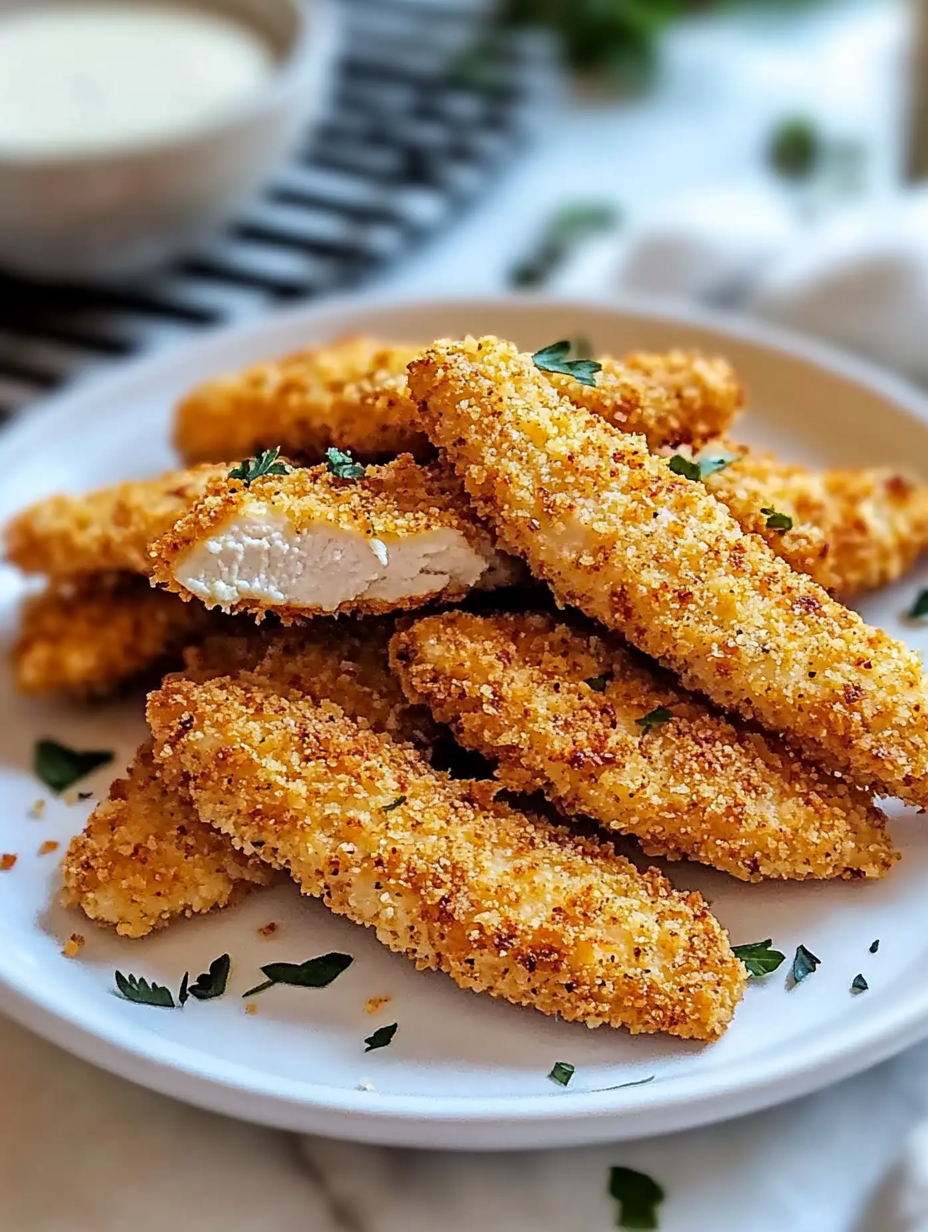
[61,741,274,939]
[697,446,928,595]
[11,575,217,697]
[548,349,744,451]
[150,454,519,621]
[174,336,429,466]
[392,611,897,882]
[62,619,436,937]
[4,463,226,579]
[147,675,746,1039]
[409,336,928,806]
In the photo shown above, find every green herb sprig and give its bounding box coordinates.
[761,506,793,532]
[228,447,290,487]
[532,340,602,387]
[115,971,175,1008]
[635,706,672,736]
[732,939,786,978]
[364,1023,398,1052]
[35,739,113,794]
[188,954,231,1001]
[668,453,735,483]
[549,1060,575,1087]
[243,952,353,998]
[326,447,366,480]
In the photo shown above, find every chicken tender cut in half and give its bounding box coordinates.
[698,447,928,596]
[409,337,928,808]
[549,349,744,452]
[12,575,219,697]
[147,675,746,1039]
[391,612,898,882]
[61,740,274,939]
[5,463,226,579]
[63,619,436,937]
[174,336,429,467]
[150,454,520,622]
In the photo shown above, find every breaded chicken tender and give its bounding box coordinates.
[391,612,897,882]
[147,675,746,1039]
[61,740,274,939]
[150,454,520,622]
[62,619,436,937]
[5,463,226,579]
[409,337,928,807]
[548,349,743,451]
[698,447,928,595]
[11,575,217,697]
[174,336,429,466]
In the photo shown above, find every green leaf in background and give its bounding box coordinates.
[549,1060,576,1087]
[34,739,113,794]
[608,1165,666,1229]
[243,953,354,997]
[732,939,785,978]
[768,115,822,181]
[228,446,290,487]
[364,1023,399,1052]
[510,202,619,287]
[115,971,175,1008]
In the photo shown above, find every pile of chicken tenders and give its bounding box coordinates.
[7,331,928,1043]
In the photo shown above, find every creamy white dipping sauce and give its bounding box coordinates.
[0,3,275,157]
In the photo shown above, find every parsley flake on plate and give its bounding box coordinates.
[907,589,928,620]
[188,953,231,1001]
[242,952,353,998]
[608,1166,665,1230]
[178,972,190,1007]
[326,447,366,480]
[34,739,113,794]
[595,1075,656,1092]
[548,1061,575,1087]
[791,944,820,985]
[115,971,175,1008]
[851,973,869,994]
[382,795,407,812]
[870,939,880,954]
[531,340,602,387]
[732,939,786,978]
[761,506,793,532]
[364,1022,398,1052]
[635,706,672,736]
[585,674,609,693]
[228,446,290,487]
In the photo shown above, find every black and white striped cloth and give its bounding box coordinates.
[0,0,556,422]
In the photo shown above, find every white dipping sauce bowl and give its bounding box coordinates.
[0,0,340,280]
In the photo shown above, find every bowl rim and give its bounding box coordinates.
[0,0,341,169]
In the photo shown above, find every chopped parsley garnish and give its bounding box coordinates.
[870,939,880,954]
[326,447,365,480]
[732,939,786,978]
[851,973,869,994]
[115,971,175,1008]
[188,953,231,1001]
[382,795,407,812]
[34,739,113,794]
[761,506,793,532]
[697,453,736,479]
[242,952,353,997]
[178,972,190,1006]
[608,1166,665,1229]
[907,589,928,620]
[532,340,602,387]
[549,1060,576,1087]
[585,674,609,693]
[635,706,672,736]
[228,446,290,487]
[668,453,736,483]
[364,1022,398,1052]
[790,944,820,985]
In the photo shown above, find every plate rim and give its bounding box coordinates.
[4,289,928,1148]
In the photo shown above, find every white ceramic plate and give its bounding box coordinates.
[3,294,928,1150]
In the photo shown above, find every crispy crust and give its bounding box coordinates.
[408,336,928,806]
[548,349,744,451]
[174,336,429,466]
[146,675,746,1039]
[149,454,518,621]
[11,575,219,697]
[391,611,897,882]
[4,463,227,579]
[61,619,437,937]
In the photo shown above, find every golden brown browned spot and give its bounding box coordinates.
[146,675,746,1039]
[391,610,897,882]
